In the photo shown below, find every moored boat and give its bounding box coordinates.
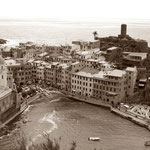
[88,137,100,141]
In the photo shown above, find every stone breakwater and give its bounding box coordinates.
[111,107,150,131]
[61,90,150,131]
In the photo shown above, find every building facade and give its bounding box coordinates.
[0,55,21,125]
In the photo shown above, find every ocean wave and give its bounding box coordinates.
[2,39,21,47]
[40,111,58,133]
[30,110,59,144]
[50,98,61,103]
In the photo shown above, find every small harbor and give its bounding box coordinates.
[0,19,150,150]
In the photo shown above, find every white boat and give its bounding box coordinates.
[23,118,28,123]
[88,137,100,141]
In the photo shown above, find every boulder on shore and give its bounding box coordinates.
[0,39,7,44]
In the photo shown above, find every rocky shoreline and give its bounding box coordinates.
[111,107,150,131]
[0,39,7,44]
[0,93,41,140]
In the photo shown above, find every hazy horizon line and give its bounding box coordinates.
[0,17,150,23]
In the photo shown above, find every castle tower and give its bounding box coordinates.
[121,24,127,38]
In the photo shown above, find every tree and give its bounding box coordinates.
[22,92,27,98]
[93,31,98,40]
[17,86,22,93]
[10,133,77,150]
[93,31,101,50]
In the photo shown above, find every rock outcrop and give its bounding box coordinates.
[0,39,7,44]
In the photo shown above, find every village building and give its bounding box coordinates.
[71,66,137,105]
[27,60,49,83]
[125,67,137,96]
[23,49,35,61]
[104,47,121,62]
[45,62,58,87]
[73,48,99,60]
[36,66,45,83]
[122,52,148,67]
[0,55,21,126]
[1,46,12,58]
[5,59,33,86]
[45,45,63,54]
[71,67,94,97]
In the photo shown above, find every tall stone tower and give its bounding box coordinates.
[121,24,127,38]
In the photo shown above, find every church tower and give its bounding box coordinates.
[0,55,8,88]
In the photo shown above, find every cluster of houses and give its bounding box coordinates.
[0,24,149,126]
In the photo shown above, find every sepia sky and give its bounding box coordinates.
[0,0,150,20]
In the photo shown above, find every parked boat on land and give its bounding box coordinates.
[144,141,150,146]
[145,141,150,146]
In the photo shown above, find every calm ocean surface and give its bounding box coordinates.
[0,19,150,45]
[0,20,150,150]
[14,98,150,150]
